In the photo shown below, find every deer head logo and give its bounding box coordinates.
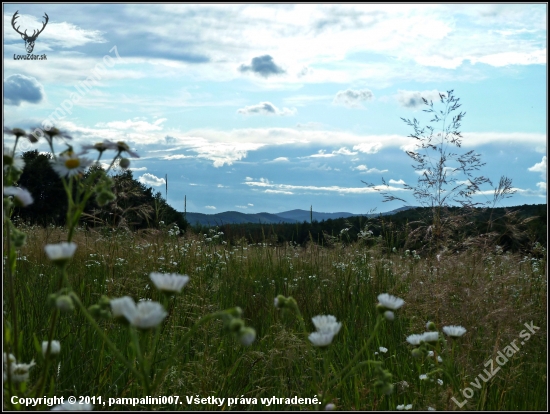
[11,10,49,54]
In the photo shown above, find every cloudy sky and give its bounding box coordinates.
[3,4,547,214]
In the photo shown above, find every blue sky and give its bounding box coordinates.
[3,3,547,214]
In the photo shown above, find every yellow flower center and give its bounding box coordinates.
[64,158,80,169]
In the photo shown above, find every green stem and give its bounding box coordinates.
[69,293,144,383]
[327,315,383,389]
[129,326,151,396]
[151,310,228,394]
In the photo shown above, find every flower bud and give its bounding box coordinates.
[411,348,423,358]
[229,318,245,333]
[119,158,130,169]
[238,327,256,346]
[55,295,74,312]
[384,310,395,321]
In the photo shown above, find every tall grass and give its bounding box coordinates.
[4,221,547,410]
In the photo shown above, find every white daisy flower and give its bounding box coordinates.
[427,407,436,411]
[421,331,440,343]
[405,404,413,410]
[8,359,36,383]
[149,272,190,294]
[379,346,388,353]
[377,293,405,310]
[3,148,25,172]
[442,325,467,338]
[4,186,33,207]
[437,378,443,385]
[311,315,342,334]
[111,297,167,329]
[437,355,443,362]
[397,405,405,410]
[44,242,77,265]
[50,154,93,178]
[81,140,118,153]
[42,340,61,356]
[309,331,339,347]
[427,350,434,357]
[110,296,136,320]
[419,374,428,380]
[115,141,140,158]
[325,403,336,411]
[51,401,93,411]
[406,334,424,346]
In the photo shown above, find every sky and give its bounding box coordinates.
[3,3,547,215]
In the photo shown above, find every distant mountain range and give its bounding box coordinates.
[183,206,415,226]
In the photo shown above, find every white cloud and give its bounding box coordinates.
[353,142,382,154]
[162,154,192,160]
[248,203,254,206]
[333,147,358,156]
[352,165,389,174]
[237,102,296,116]
[244,179,403,194]
[528,156,546,179]
[470,49,546,67]
[205,205,216,210]
[98,118,167,132]
[389,179,406,185]
[396,89,443,109]
[265,189,294,194]
[536,182,546,192]
[138,173,166,187]
[333,88,374,107]
[236,205,248,208]
[267,157,290,163]
[128,166,147,171]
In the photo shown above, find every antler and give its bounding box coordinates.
[11,10,49,40]
[31,12,49,39]
[11,10,25,37]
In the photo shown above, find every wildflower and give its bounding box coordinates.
[51,401,93,411]
[149,272,190,294]
[4,126,27,139]
[50,154,93,178]
[427,407,436,411]
[4,186,33,207]
[419,374,428,380]
[405,405,413,410]
[81,140,118,153]
[44,242,77,266]
[437,355,443,362]
[3,148,25,171]
[325,403,336,411]
[238,327,256,346]
[111,296,167,329]
[426,321,436,331]
[422,331,439,343]
[115,141,140,158]
[442,325,467,338]
[110,296,135,323]
[309,315,342,347]
[397,405,405,410]
[42,340,61,357]
[6,358,36,383]
[406,334,424,346]
[437,378,443,385]
[377,293,404,310]
[379,346,388,353]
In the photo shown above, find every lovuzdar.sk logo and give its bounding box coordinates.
[11,10,49,55]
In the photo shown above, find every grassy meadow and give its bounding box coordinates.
[4,219,547,411]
